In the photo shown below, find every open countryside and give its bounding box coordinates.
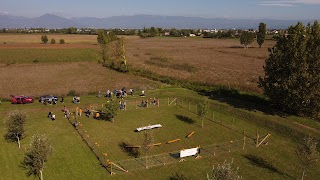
[1,1,320,180]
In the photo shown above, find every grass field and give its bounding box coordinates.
[0,34,275,94]
[0,61,161,99]
[0,34,319,179]
[0,88,319,180]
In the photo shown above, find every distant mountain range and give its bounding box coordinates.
[0,13,318,29]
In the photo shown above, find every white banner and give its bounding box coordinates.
[180,147,199,158]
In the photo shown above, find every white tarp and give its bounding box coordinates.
[136,124,162,132]
[180,147,199,158]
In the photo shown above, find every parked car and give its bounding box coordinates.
[39,95,58,103]
[11,96,34,104]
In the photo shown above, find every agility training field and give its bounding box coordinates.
[1,88,319,179]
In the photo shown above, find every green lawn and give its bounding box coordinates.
[0,48,100,64]
[0,88,319,180]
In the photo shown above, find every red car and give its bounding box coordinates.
[11,96,34,104]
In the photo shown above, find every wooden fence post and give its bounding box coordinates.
[158,99,160,107]
[212,111,215,121]
[256,128,259,147]
[243,130,246,150]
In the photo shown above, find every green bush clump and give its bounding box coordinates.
[67,90,77,97]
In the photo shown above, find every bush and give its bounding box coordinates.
[59,39,65,44]
[67,90,77,97]
[51,39,56,44]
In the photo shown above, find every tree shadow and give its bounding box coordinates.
[19,159,39,179]
[201,88,287,117]
[118,141,140,158]
[244,154,280,173]
[169,172,190,180]
[175,115,195,124]
[229,45,256,49]
[243,154,294,179]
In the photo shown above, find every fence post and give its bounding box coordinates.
[158,99,160,107]
[243,130,246,150]
[212,111,214,121]
[256,128,259,147]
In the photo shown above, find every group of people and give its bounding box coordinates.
[141,97,158,107]
[101,88,135,99]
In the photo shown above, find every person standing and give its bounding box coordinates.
[79,108,82,116]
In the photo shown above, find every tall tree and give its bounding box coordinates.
[5,110,27,148]
[297,134,319,180]
[23,134,52,180]
[97,30,110,65]
[259,21,320,118]
[240,31,255,48]
[115,37,127,66]
[257,22,267,48]
[197,100,209,128]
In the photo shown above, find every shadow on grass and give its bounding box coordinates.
[118,141,140,158]
[176,115,195,124]
[243,154,295,179]
[203,88,287,117]
[169,152,180,159]
[19,159,39,179]
[229,45,256,49]
[169,172,190,180]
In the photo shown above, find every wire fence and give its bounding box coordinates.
[111,138,256,174]
[66,97,267,175]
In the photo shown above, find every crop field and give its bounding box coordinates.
[0,88,319,180]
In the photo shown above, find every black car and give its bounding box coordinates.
[39,95,58,103]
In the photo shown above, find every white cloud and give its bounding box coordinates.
[259,3,295,6]
[260,0,320,6]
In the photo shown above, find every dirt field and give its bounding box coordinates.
[0,34,275,96]
[0,62,160,98]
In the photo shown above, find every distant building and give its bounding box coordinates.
[164,32,170,36]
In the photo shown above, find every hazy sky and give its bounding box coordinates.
[1,0,320,20]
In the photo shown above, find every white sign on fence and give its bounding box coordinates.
[180,147,199,158]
